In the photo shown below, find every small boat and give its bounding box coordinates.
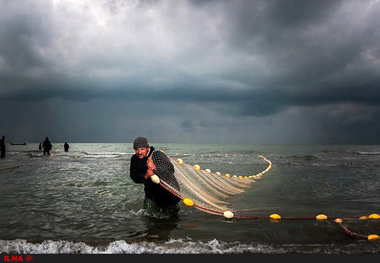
[10,143,27,145]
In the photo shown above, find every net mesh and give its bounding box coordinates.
[151,150,272,216]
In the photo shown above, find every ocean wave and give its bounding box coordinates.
[357,151,380,155]
[289,155,319,161]
[1,238,379,254]
[79,151,131,159]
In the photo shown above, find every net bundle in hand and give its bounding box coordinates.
[150,150,272,218]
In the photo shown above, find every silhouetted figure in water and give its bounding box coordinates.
[39,143,42,151]
[0,136,5,158]
[42,137,52,155]
[64,142,69,152]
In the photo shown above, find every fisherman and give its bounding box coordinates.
[64,142,69,152]
[129,136,180,216]
[42,137,52,155]
[0,136,5,158]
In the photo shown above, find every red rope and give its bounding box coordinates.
[335,221,367,239]
[158,180,366,221]
[158,177,379,240]
[155,158,379,241]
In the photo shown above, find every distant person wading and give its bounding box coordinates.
[0,136,5,158]
[64,142,69,152]
[42,137,52,155]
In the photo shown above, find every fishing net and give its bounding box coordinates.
[150,150,380,240]
[150,150,272,218]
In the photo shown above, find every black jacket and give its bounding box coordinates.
[130,146,180,207]
[42,139,52,150]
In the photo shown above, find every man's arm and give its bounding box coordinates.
[130,156,148,183]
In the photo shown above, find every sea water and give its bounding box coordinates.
[0,143,380,254]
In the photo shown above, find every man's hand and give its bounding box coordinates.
[147,158,156,170]
[145,168,155,179]
[145,158,157,179]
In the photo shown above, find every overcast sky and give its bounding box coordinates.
[1,0,380,144]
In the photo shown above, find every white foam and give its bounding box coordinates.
[357,151,380,155]
[0,238,279,254]
[1,238,379,254]
[0,239,97,254]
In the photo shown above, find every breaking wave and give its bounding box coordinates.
[357,151,380,155]
[1,238,380,254]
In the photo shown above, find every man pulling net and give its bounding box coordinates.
[130,136,273,219]
[130,136,180,216]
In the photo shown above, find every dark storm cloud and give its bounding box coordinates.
[0,2,51,68]
[1,0,380,143]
